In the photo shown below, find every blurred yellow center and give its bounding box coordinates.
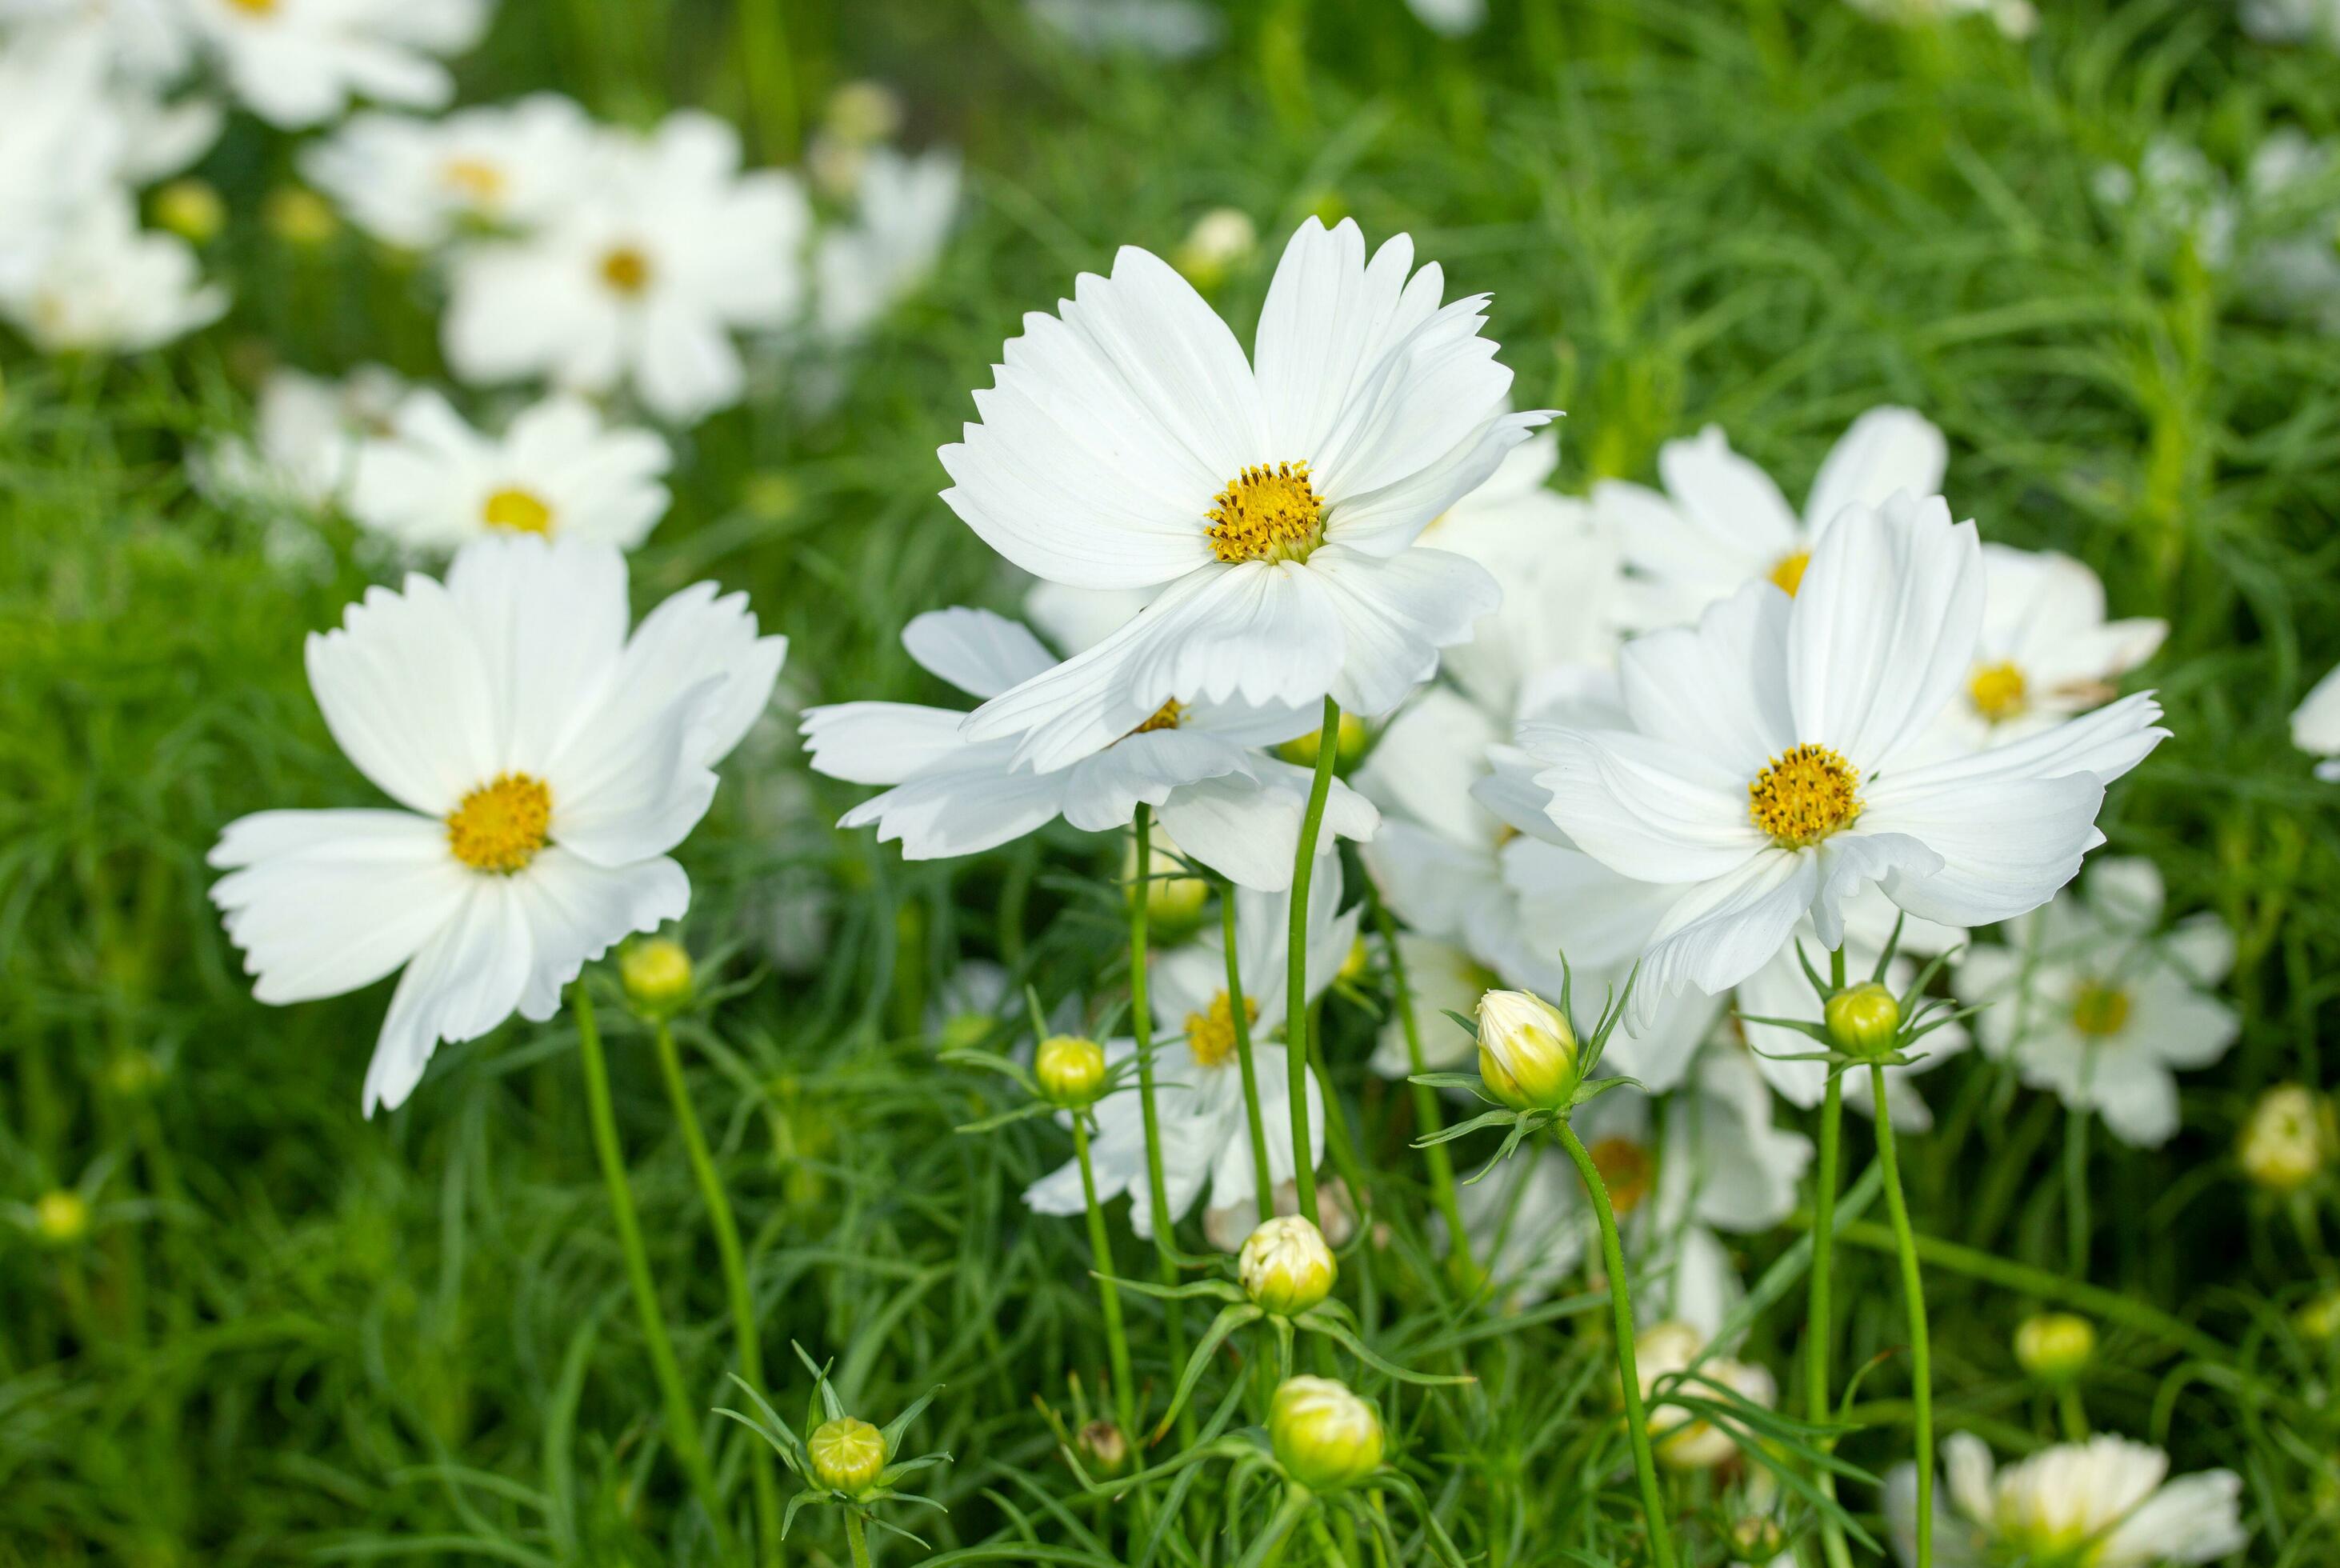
[446,773,551,874]
[1969,660,2029,722]
[1748,743,1862,848]
[1207,462,1323,564]
[599,246,652,295]
[1589,1137,1653,1216]
[442,158,509,204]
[1127,698,1185,736]
[481,487,554,534]
[1767,549,1811,596]
[2070,982,2131,1038]
[1185,990,1260,1068]
[225,0,278,13]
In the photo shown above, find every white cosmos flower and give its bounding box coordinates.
[302,96,597,250]
[183,0,461,130]
[0,0,199,84]
[942,217,1551,770]
[444,110,810,424]
[1022,854,1352,1235]
[2094,138,2238,271]
[1954,857,2237,1149]
[2242,0,2340,48]
[194,363,407,514]
[207,536,785,1114]
[1840,0,2037,38]
[801,607,1377,890]
[1025,0,1223,58]
[1887,1433,2246,1568]
[1735,888,1970,1130]
[2294,661,2340,780]
[0,190,222,352]
[1406,0,1486,34]
[349,390,672,554]
[812,145,959,344]
[1507,493,2168,1017]
[1597,406,1947,632]
[1921,544,2166,754]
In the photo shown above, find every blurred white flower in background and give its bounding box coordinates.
[1405,0,1486,36]
[194,362,407,513]
[182,0,469,130]
[0,191,222,351]
[1954,858,2238,1148]
[2093,138,2239,270]
[2294,661,2340,780]
[444,111,810,423]
[812,146,960,343]
[349,390,674,553]
[1026,0,1223,60]
[2241,0,2340,49]
[1598,406,1948,631]
[1841,0,2037,38]
[1887,1433,2246,1566]
[1633,1320,1778,1471]
[302,95,598,250]
[208,536,785,1114]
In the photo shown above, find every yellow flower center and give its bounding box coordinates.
[1747,743,1862,848]
[225,0,278,13]
[1968,659,2029,723]
[1185,990,1260,1068]
[1589,1137,1653,1216]
[1767,549,1811,596]
[599,245,652,296]
[442,157,509,205]
[446,773,552,874]
[1127,698,1185,736]
[1206,462,1324,564]
[481,486,554,534]
[2070,982,2131,1038]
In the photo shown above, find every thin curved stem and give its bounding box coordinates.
[1374,901,1470,1278]
[1806,1072,1854,1568]
[1554,1121,1677,1568]
[1286,697,1341,1227]
[1074,1117,1141,1462]
[1129,806,1192,1442]
[1223,885,1277,1226]
[650,1018,782,1564]
[574,986,730,1549]
[1872,1063,1934,1568]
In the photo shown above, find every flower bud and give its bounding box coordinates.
[153,179,225,245]
[2013,1312,2095,1383]
[1127,829,1208,929]
[1076,1418,1129,1474]
[263,186,338,247]
[1824,982,1901,1056]
[2296,1289,2340,1342]
[34,1190,89,1247]
[1269,1376,1384,1490]
[1172,207,1258,290]
[825,80,905,146]
[1731,1518,1786,1561]
[1238,1214,1337,1315]
[620,938,694,1012]
[1277,710,1369,770]
[1035,1034,1108,1109]
[1630,1321,1775,1471]
[1338,936,1370,984]
[2239,1085,2332,1194]
[809,1415,887,1496]
[1474,989,1580,1112]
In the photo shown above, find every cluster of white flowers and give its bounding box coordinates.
[2094,127,2340,332]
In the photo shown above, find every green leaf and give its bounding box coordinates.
[1150,1302,1262,1442]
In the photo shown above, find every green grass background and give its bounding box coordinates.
[4,0,2338,1562]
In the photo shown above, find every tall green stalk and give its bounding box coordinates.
[1222,886,1277,1226]
[650,1018,782,1563]
[1285,698,1342,1227]
[572,985,730,1548]
[843,1509,874,1568]
[1074,1117,1142,1462]
[1374,901,1471,1278]
[1554,1121,1677,1568]
[1872,1062,1934,1568]
[1128,806,1191,1437]
[1806,1072,1854,1568]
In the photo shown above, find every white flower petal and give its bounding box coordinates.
[1638,849,1820,1006]
[208,809,466,1004]
[901,607,1057,698]
[800,702,973,786]
[1802,406,1947,534]
[1618,580,1797,780]
[510,849,690,1021]
[1522,727,1766,885]
[306,572,504,816]
[364,879,531,1115]
[446,535,630,774]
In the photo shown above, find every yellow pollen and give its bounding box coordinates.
[1747,743,1862,848]
[599,245,651,295]
[442,157,509,204]
[225,0,278,13]
[1766,549,1812,596]
[1127,698,1185,736]
[1206,462,1324,564]
[1184,990,1260,1069]
[1589,1137,1653,1216]
[1968,660,2029,723]
[481,486,554,534]
[446,773,551,874]
[2070,982,2131,1038]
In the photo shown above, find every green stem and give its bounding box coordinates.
[573,986,730,1546]
[1806,1074,1855,1568]
[650,1019,782,1564]
[844,1508,874,1568]
[736,0,798,162]
[2064,1105,2090,1281]
[1286,698,1341,1227]
[1243,1486,1316,1568]
[1554,1121,1677,1568]
[1128,806,1192,1441]
[1374,902,1470,1279]
[1871,1064,1933,1568]
[1074,1118,1142,1462]
[1224,885,1278,1226]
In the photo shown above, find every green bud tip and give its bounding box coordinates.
[2014,1312,2096,1382]
[1474,988,1581,1112]
[1238,1214,1338,1315]
[809,1415,887,1496]
[1034,1034,1108,1108]
[1823,981,1901,1056]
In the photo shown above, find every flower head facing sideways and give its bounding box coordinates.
[801,606,1377,891]
[1507,492,2167,1017]
[1888,1433,2246,1567]
[2294,659,2340,781]
[941,217,1553,770]
[209,536,785,1114]
[302,95,599,251]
